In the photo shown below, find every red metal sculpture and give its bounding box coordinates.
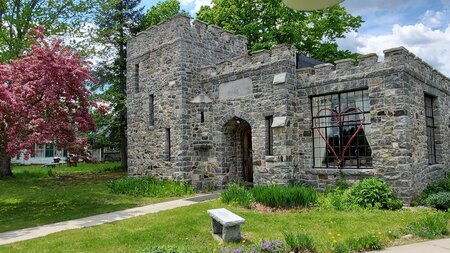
[313,106,365,166]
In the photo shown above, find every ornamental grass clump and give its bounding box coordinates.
[220,183,255,208]
[284,231,317,253]
[406,211,449,239]
[251,184,317,209]
[106,177,195,197]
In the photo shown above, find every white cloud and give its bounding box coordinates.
[421,10,446,28]
[338,23,450,77]
[180,0,212,15]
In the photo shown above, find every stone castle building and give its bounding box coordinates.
[126,14,450,201]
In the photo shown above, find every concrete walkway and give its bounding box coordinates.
[0,193,220,245]
[367,238,450,252]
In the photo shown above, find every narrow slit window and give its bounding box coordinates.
[134,64,139,93]
[425,94,436,164]
[200,111,205,123]
[149,94,154,126]
[266,116,273,155]
[165,128,171,161]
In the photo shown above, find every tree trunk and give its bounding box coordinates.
[118,16,128,171]
[0,147,12,177]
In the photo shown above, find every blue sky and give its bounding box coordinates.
[338,0,450,76]
[140,0,450,76]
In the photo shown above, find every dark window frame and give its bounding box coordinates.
[200,109,205,123]
[134,64,139,93]
[45,143,55,158]
[266,116,273,155]
[165,128,171,161]
[311,89,372,169]
[149,94,154,126]
[425,94,437,165]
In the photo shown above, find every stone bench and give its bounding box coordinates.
[207,208,245,242]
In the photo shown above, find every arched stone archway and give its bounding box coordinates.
[220,116,253,184]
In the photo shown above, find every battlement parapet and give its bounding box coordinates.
[127,14,247,60]
[199,44,296,78]
[359,53,379,67]
[296,47,449,90]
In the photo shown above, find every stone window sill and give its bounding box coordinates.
[306,168,374,176]
[427,163,445,169]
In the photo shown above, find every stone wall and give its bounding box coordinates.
[127,14,247,179]
[189,44,299,188]
[295,47,450,201]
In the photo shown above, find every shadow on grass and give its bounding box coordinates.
[0,198,141,233]
[0,167,157,233]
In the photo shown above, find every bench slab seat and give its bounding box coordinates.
[207,208,245,242]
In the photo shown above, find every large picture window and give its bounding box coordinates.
[312,90,372,168]
[425,94,436,164]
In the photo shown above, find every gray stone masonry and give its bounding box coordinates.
[127,14,450,202]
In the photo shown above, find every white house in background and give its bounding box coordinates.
[91,147,121,162]
[11,143,68,165]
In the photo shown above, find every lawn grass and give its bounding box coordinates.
[11,161,124,178]
[0,162,185,233]
[1,200,446,253]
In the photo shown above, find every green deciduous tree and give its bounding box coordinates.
[91,0,188,169]
[140,0,189,29]
[197,0,363,63]
[0,0,92,62]
[92,0,143,169]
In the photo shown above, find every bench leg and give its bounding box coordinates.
[222,225,241,242]
[211,219,222,234]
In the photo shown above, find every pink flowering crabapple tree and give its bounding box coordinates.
[0,27,104,177]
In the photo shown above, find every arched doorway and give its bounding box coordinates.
[222,117,253,184]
